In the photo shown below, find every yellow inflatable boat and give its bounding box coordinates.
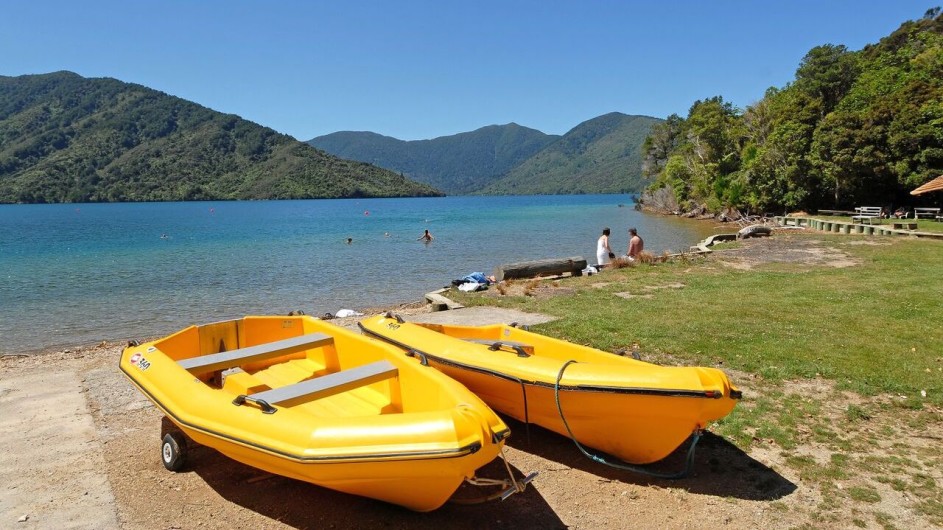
[359,314,741,466]
[119,315,513,511]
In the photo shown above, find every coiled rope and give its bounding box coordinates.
[554,360,702,480]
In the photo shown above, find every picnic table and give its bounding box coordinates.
[851,206,883,224]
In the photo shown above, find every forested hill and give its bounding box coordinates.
[309,124,559,194]
[641,8,943,214]
[481,113,661,195]
[0,72,442,203]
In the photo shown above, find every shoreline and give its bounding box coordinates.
[2,299,432,359]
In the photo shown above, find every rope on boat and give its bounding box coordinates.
[449,447,533,505]
[554,360,702,480]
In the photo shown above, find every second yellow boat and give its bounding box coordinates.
[359,314,741,465]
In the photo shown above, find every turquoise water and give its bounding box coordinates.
[0,195,716,354]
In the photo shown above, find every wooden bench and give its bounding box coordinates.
[232,360,398,413]
[179,332,333,375]
[817,209,856,216]
[892,222,918,230]
[851,206,883,225]
[914,207,941,219]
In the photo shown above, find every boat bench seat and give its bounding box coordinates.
[246,360,399,409]
[465,339,534,357]
[179,332,333,374]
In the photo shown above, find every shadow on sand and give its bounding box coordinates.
[164,411,791,528]
[503,417,796,501]
[184,443,566,529]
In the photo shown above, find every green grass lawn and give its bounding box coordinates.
[454,234,943,405]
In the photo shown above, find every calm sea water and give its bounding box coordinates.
[0,195,717,354]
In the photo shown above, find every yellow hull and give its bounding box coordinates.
[120,315,508,511]
[359,315,740,465]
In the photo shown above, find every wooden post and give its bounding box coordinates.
[494,256,588,281]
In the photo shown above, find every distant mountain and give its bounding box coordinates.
[480,113,662,195]
[309,124,559,194]
[0,72,441,203]
[311,113,661,195]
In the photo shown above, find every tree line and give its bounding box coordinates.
[641,8,943,214]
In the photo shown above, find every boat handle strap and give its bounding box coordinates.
[384,311,405,324]
[487,341,530,358]
[405,349,429,366]
[232,394,277,414]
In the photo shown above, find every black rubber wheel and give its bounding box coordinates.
[161,432,187,472]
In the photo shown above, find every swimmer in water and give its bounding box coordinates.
[417,229,434,242]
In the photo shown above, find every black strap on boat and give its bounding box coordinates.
[232,394,277,414]
[517,376,531,445]
[553,360,702,480]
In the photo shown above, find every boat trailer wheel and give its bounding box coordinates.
[161,432,188,472]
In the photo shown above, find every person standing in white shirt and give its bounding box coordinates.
[596,227,614,267]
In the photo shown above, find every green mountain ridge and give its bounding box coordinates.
[310,113,662,195]
[0,71,441,203]
[481,113,662,195]
[309,124,560,194]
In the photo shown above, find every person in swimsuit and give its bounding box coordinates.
[627,227,644,260]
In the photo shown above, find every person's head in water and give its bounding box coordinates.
[346,237,352,244]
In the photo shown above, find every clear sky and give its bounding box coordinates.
[0,1,935,141]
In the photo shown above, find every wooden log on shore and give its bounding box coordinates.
[494,256,587,282]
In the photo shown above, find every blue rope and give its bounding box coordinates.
[554,360,702,480]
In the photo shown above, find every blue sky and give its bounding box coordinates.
[1,1,935,141]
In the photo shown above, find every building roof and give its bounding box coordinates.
[911,175,943,195]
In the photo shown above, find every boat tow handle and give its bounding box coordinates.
[232,394,277,414]
[405,349,429,366]
[384,311,405,323]
[486,341,530,358]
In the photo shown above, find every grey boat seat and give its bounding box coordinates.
[179,332,334,375]
[236,360,399,411]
